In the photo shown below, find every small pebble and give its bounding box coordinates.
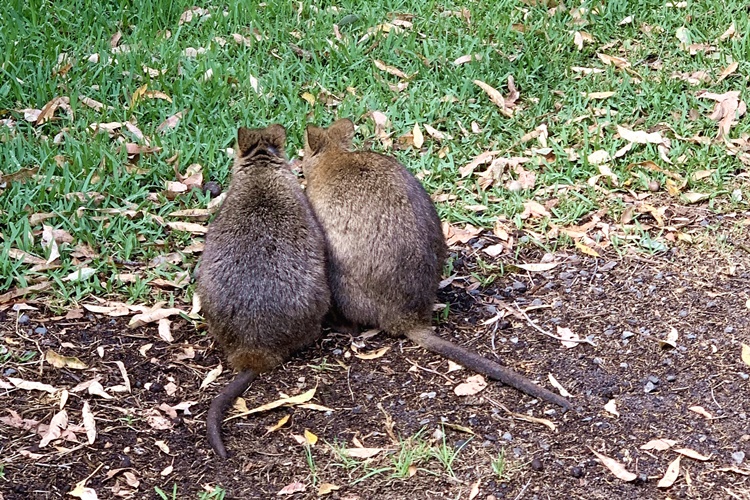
[571,466,584,478]
[740,373,749,381]
[666,374,677,382]
[622,331,635,340]
[149,382,164,393]
[678,310,688,318]
[17,314,30,324]
[511,280,527,292]
[34,326,47,335]
[531,458,543,471]
[620,363,629,369]
[202,181,222,198]
[731,451,745,466]
[648,375,660,384]
[725,326,735,334]
[420,392,436,399]
[644,381,657,393]
[648,180,660,191]
[502,432,513,442]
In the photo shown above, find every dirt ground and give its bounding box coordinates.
[2,213,750,500]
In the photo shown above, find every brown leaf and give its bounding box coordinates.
[641,438,677,451]
[277,482,306,496]
[341,447,383,459]
[657,456,681,488]
[674,448,711,461]
[129,84,148,108]
[36,96,72,125]
[473,80,513,117]
[39,410,68,447]
[597,53,630,69]
[354,346,390,360]
[717,61,739,82]
[128,307,184,329]
[590,448,637,482]
[373,59,413,79]
[78,95,105,111]
[454,374,487,396]
[157,110,186,133]
[520,200,550,219]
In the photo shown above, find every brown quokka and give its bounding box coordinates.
[196,124,330,459]
[302,119,571,411]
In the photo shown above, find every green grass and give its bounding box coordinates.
[1,0,749,303]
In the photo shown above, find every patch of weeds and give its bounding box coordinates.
[199,486,226,500]
[430,431,472,478]
[390,430,433,479]
[491,449,507,480]
[154,483,178,500]
[307,357,340,373]
[303,444,319,487]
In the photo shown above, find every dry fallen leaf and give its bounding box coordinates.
[8,377,58,394]
[128,307,184,328]
[81,401,96,444]
[277,482,306,496]
[473,80,513,117]
[157,110,186,133]
[354,346,390,360]
[657,456,681,488]
[555,326,581,349]
[675,448,711,461]
[515,262,559,272]
[45,349,87,370]
[373,59,412,79]
[412,123,424,148]
[304,429,318,446]
[264,415,290,435]
[200,364,223,390]
[454,374,487,396]
[316,483,340,497]
[69,480,99,500]
[342,447,384,459]
[688,405,713,419]
[641,438,677,451]
[741,343,750,367]
[230,387,317,419]
[604,399,620,417]
[590,448,637,482]
[548,373,572,398]
[40,410,68,447]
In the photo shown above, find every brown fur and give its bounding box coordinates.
[197,124,330,458]
[302,119,571,411]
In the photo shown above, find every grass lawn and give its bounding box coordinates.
[1,0,749,498]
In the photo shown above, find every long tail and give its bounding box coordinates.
[207,370,258,459]
[406,328,572,411]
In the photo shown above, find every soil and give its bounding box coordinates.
[2,215,750,500]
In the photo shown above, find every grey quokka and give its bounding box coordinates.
[301,118,571,411]
[197,124,330,459]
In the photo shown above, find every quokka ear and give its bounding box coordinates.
[262,124,287,155]
[237,127,260,157]
[327,118,355,149]
[304,125,328,157]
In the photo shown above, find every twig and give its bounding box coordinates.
[513,479,531,500]
[404,357,455,384]
[514,304,595,345]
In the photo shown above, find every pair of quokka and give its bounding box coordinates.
[196,119,572,459]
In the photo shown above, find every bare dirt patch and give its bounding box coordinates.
[2,218,750,499]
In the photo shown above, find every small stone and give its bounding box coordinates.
[502,432,513,442]
[420,392,436,399]
[620,363,629,369]
[740,373,749,381]
[149,382,163,393]
[511,280,527,292]
[202,181,222,198]
[644,381,657,393]
[531,458,543,471]
[666,374,677,382]
[593,357,604,366]
[731,451,745,466]
[4,368,18,377]
[34,326,47,335]
[648,180,660,191]
[531,298,543,307]
[725,326,735,334]
[678,310,688,318]
[18,314,30,324]
[571,466,584,478]
[622,331,635,340]
[648,375,660,384]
